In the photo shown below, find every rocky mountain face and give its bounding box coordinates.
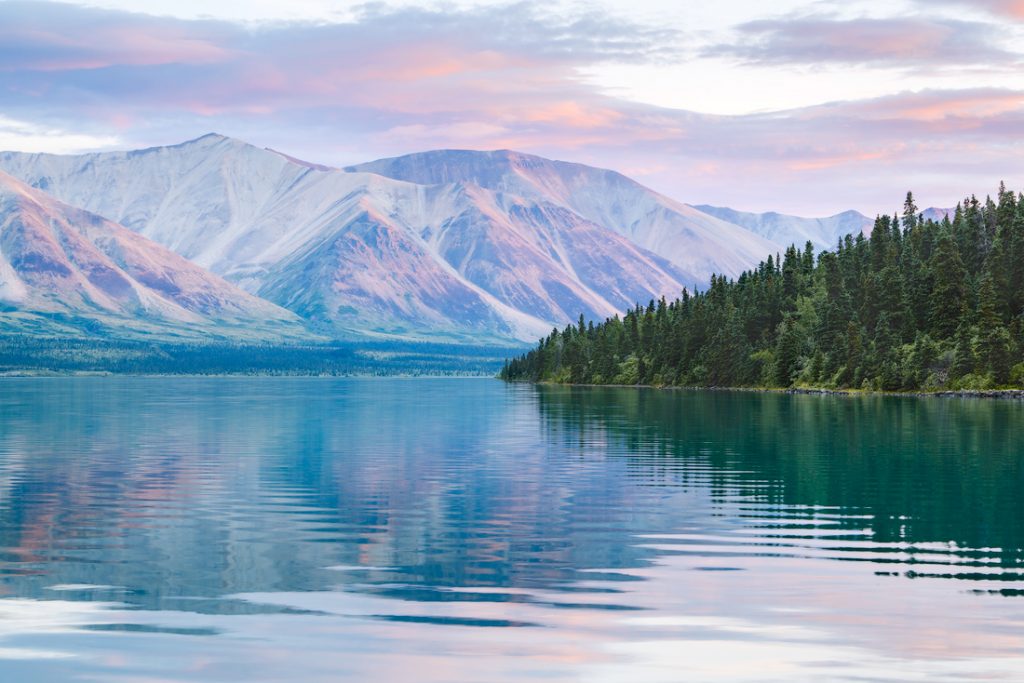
[691,205,873,251]
[0,136,708,341]
[920,207,954,223]
[348,149,779,288]
[0,170,308,341]
[0,134,883,343]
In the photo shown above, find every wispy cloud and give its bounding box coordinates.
[0,115,120,153]
[0,2,681,125]
[0,3,234,71]
[925,0,1024,19]
[0,1,1022,215]
[707,15,1022,69]
[0,1,682,73]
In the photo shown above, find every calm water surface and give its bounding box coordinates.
[0,377,1023,681]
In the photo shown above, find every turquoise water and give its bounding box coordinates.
[0,378,1022,681]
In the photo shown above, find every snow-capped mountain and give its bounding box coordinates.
[0,170,307,341]
[691,205,873,251]
[347,149,779,287]
[0,134,972,344]
[693,205,961,251]
[0,135,696,341]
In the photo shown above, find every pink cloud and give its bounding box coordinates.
[519,102,625,128]
[818,90,1024,122]
[988,0,1024,16]
[356,47,533,82]
[0,20,232,72]
[787,147,903,172]
[711,15,1021,68]
[1,3,1023,215]
[930,0,1024,18]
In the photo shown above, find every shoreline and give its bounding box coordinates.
[508,380,1024,400]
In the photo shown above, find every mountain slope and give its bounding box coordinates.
[346,149,780,285]
[692,205,873,251]
[0,136,693,341]
[921,207,954,223]
[0,170,308,341]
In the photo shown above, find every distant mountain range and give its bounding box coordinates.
[693,205,954,251]
[0,134,936,343]
[921,207,954,223]
[692,205,872,251]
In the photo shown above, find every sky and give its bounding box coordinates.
[1,0,1023,215]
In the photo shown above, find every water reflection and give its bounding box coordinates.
[535,386,1024,570]
[0,378,1021,681]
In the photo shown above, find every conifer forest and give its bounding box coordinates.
[501,187,1024,391]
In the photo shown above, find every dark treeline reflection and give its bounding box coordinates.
[535,386,1024,560]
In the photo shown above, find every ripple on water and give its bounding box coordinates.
[0,378,1021,681]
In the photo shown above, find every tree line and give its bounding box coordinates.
[501,186,1024,391]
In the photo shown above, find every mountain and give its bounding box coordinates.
[0,135,698,342]
[921,207,954,223]
[691,205,872,251]
[346,149,779,288]
[0,170,308,341]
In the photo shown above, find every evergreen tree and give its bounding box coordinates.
[976,275,1012,384]
[929,232,967,339]
[951,322,975,379]
[704,308,751,386]
[502,184,1024,393]
[774,316,802,387]
[902,191,918,231]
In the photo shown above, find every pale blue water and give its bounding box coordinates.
[0,378,1022,681]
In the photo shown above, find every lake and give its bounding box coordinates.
[0,377,1022,681]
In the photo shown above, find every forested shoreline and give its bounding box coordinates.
[501,186,1024,392]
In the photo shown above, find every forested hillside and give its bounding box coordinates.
[501,186,1024,391]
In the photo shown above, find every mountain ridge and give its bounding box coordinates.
[0,135,698,341]
[346,148,780,285]
[0,169,310,341]
[2,133,939,345]
[691,204,873,251]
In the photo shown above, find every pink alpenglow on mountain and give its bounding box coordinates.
[0,170,308,341]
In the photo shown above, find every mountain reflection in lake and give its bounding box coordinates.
[0,378,1022,682]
